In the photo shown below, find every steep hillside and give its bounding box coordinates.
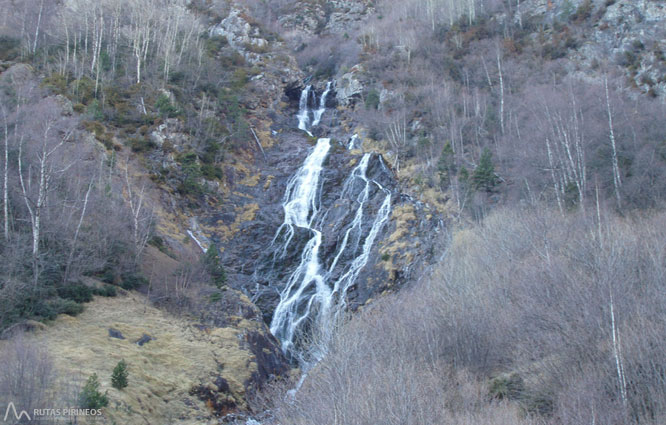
[0,0,664,424]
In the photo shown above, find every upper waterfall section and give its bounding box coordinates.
[295,81,334,136]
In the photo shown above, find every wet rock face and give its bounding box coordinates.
[190,377,238,417]
[243,331,291,395]
[246,144,396,318]
[192,76,442,355]
[212,129,441,326]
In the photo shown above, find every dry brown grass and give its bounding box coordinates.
[0,291,261,425]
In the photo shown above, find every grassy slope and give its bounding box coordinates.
[3,291,261,425]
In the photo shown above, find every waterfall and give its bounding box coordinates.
[312,81,332,127]
[187,218,210,253]
[347,134,359,150]
[270,138,332,359]
[297,85,313,136]
[329,155,391,322]
[296,82,332,135]
[268,143,392,366]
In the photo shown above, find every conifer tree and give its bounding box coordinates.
[437,142,456,188]
[111,359,128,390]
[204,243,227,288]
[80,373,109,409]
[472,148,499,192]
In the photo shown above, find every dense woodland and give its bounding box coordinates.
[0,0,664,424]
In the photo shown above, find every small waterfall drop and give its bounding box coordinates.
[312,81,332,127]
[296,82,332,135]
[347,134,359,150]
[297,85,313,136]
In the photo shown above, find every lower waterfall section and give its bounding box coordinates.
[269,138,332,361]
[264,139,393,367]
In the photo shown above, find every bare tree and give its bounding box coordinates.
[124,160,153,263]
[0,334,55,418]
[17,100,74,285]
[604,77,622,209]
[2,106,8,242]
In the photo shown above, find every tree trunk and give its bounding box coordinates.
[605,77,622,209]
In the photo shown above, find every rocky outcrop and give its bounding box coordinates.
[210,8,269,64]
[593,0,666,96]
[277,0,375,36]
[335,65,365,105]
[516,0,666,96]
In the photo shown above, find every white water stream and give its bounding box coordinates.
[269,132,391,366]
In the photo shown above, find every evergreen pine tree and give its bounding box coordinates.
[80,373,109,409]
[472,148,499,192]
[111,359,129,390]
[437,142,456,189]
[204,243,227,288]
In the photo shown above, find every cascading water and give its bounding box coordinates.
[312,81,332,127]
[296,82,333,135]
[328,154,391,323]
[268,147,392,367]
[262,84,393,370]
[269,138,332,359]
[347,133,359,150]
[297,85,312,136]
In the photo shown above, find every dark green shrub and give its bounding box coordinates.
[219,51,246,68]
[209,292,223,303]
[203,244,227,288]
[42,73,69,96]
[80,374,109,409]
[31,300,59,321]
[202,139,223,164]
[128,137,157,153]
[521,390,555,416]
[155,94,180,118]
[111,360,129,390]
[365,89,380,110]
[93,285,117,297]
[177,152,204,195]
[232,68,249,88]
[169,72,185,85]
[119,273,148,290]
[205,35,228,57]
[201,164,223,180]
[437,142,456,188]
[87,99,104,121]
[472,148,499,192]
[97,267,116,284]
[542,42,568,60]
[57,299,85,316]
[57,282,93,303]
[70,77,96,105]
[0,36,20,61]
[148,235,171,255]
